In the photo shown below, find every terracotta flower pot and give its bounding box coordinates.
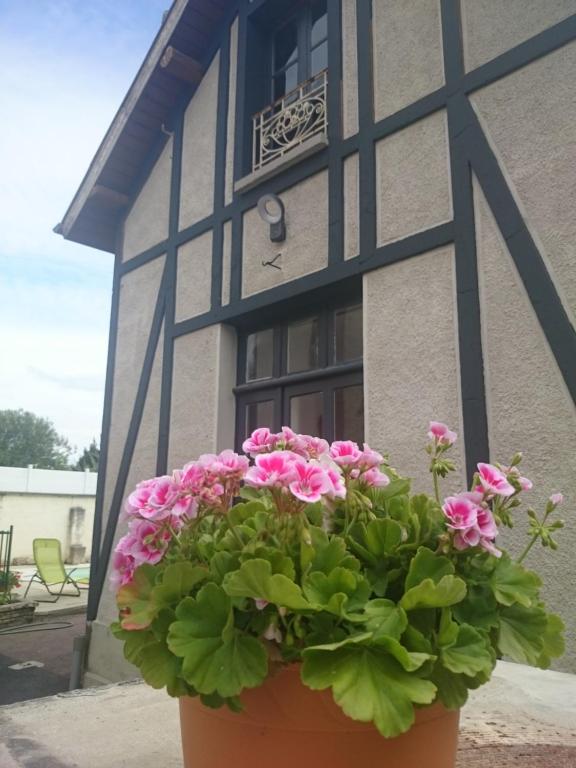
[180,665,460,768]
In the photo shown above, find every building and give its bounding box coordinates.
[0,466,96,564]
[57,1,576,684]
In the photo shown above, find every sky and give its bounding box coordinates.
[0,0,169,458]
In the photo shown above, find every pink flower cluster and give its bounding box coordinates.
[112,449,249,588]
[442,462,524,558]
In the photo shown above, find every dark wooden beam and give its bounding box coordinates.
[160,46,204,85]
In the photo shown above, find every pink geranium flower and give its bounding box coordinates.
[275,426,308,456]
[110,550,135,589]
[428,421,457,446]
[300,435,330,459]
[361,467,390,488]
[359,444,384,470]
[289,461,332,503]
[329,440,363,468]
[476,507,498,539]
[245,451,298,489]
[477,463,515,497]
[242,427,278,456]
[549,493,564,507]
[135,476,180,520]
[118,519,171,566]
[124,477,157,516]
[442,493,481,530]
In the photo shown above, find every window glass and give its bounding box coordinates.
[334,305,363,363]
[274,63,299,100]
[310,41,328,76]
[311,2,328,47]
[246,328,274,381]
[290,391,324,436]
[287,316,319,373]
[334,385,364,443]
[246,400,275,434]
[274,20,298,71]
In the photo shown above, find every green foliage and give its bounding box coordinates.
[0,409,72,469]
[112,454,565,739]
[75,439,100,471]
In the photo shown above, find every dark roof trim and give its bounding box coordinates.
[57,0,230,253]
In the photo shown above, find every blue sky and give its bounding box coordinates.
[0,0,168,456]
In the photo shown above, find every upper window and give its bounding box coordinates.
[250,0,328,173]
[271,1,327,101]
[235,303,363,448]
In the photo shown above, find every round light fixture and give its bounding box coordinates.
[257,194,284,225]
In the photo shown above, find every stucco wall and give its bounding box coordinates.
[372,0,444,121]
[179,52,220,229]
[341,0,359,138]
[344,152,359,261]
[175,231,213,321]
[122,139,172,262]
[100,256,165,540]
[474,181,576,670]
[241,170,329,297]
[168,325,236,471]
[0,494,95,563]
[375,111,452,246]
[364,247,466,494]
[462,0,576,71]
[471,42,576,328]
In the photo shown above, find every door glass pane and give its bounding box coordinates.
[310,41,328,76]
[246,328,274,381]
[274,21,298,71]
[245,400,275,435]
[274,63,299,99]
[290,392,323,437]
[334,385,364,443]
[334,305,363,363]
[311,2,328,46]
[287,316,319,373]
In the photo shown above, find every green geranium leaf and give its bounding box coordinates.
[139,642,188,696]
[373,636,433,672]
[168,583,268,697]
[490,556,541,608]
[223,559,312,610]
[405,548,454,590]
[303,567,370,616]
[440,623,494,677]
[117,563,158,630]
[363,599,407,641]
[308,528,359,574]
[497,603,547,665]
[242,546,295,580]
[302,639,436,738]
[227,500,268,526]
[210,551,241,582]
[152,562,208,609]
[400,575,466,611]
[121,628,157,665]
[364,519,404,556]
[538,613,565,668]
[431,663,470,710]
[453,584,499,630]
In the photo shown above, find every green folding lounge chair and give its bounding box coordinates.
[23,539,81,602]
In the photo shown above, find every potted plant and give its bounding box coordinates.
[0,569,36,628]
[111,423,565,768]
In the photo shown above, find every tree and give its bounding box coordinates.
[0,409,72,469]
[75,439,100,472]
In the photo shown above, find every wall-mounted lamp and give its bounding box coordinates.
[257,194,286,242]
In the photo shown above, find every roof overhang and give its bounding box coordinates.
[56,0,231,253]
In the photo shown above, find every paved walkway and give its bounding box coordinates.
[0,662,574,767]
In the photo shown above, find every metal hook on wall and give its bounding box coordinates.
[261,253,282,270]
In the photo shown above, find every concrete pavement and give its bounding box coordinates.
[0,662,574,767]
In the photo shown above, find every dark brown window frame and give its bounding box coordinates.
[234,301,363,450]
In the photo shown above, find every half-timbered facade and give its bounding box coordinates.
[58,0,576,683]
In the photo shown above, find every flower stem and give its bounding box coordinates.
[517,510,550,564]
[432,471,441,505]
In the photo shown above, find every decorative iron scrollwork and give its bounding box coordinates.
[252,70,328,172]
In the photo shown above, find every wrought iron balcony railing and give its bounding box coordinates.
[252,69,328,172]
